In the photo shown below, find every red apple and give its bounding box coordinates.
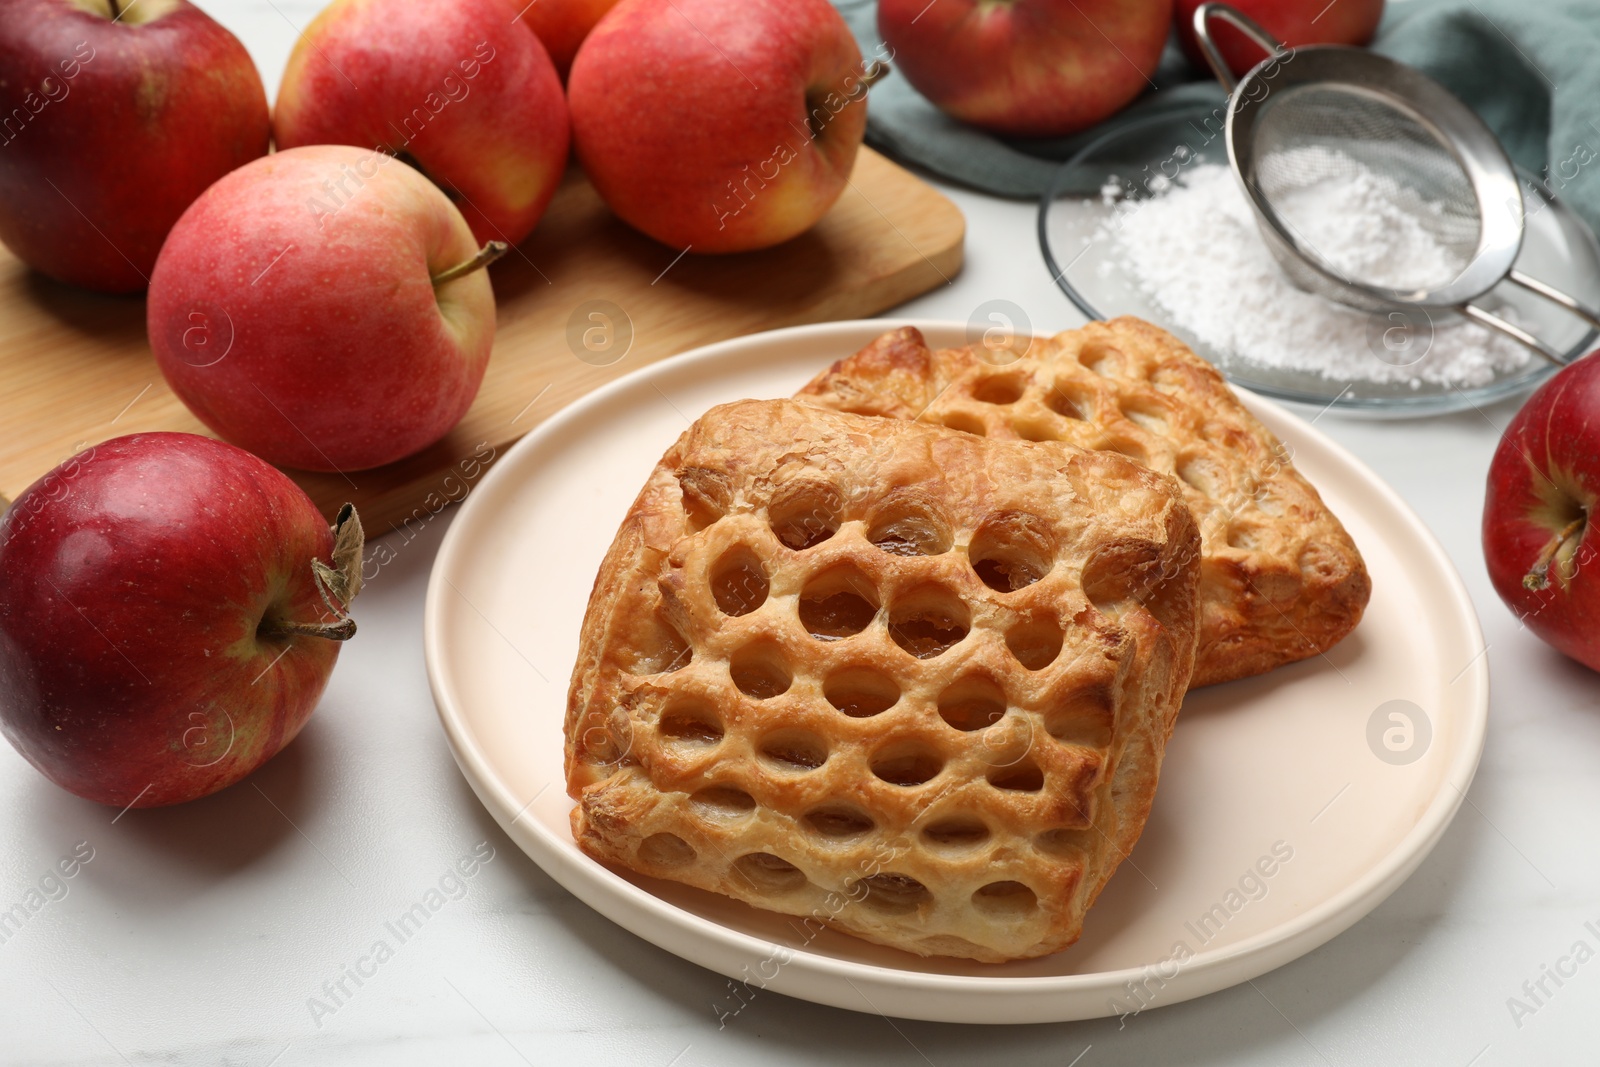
[147,145,499,473]
[0,0,269,294]
[568,0,867,253]
[1178,0,1385,79]
[519,0,620,80]
[274,0,569,249]
[877,0,1172,139]
[1483,353,1600,673]
[0,433,362,808]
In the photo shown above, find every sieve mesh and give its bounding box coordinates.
[1246,84,1482,288]
[1190,0,1599,364]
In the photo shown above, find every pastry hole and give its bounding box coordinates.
[972,881,1038,918]
[823,666,900,718]
[868,508,951,557]
[757,729,828,771]
[969,511,1054,593]
[971,375,1025,405]
[1228,524,1264,552]
[626,613,693,674]
[733,852,806,894]
[941,411,987,437]
[1079,340,1125,377]
[798,563,879,640]
[1151,365,1189,395]
[1006,616,1064,670]
[1015,418,1060,443]
[1120,400,1170,436]
[677,466,729,532]
[1080,538,1163,621]
[710,546,769,617]
[1256,489,1288,517]
[973,555,1044,593]
[921,817,990,849]
[1044,685,1115,748]
[658,703,723,747]
[638,833,696,868]
[1034,828,1096,857]
[1047,382,1090,420]
[1101,437,1150,466]
[769,482,842,550]
[1176,455,1223,499]
[689,786,756,817]
[988,760,1044,792]
[937,675,1007,732]
[871,743,944,786]
[1299,539,1348,583]
[888,584,970,658]
[804,804,875,838]
[853,873,932,915]
[729,642,791,699]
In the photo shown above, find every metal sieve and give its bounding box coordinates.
[1193,2,1600,364]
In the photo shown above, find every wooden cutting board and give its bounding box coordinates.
[0,147,963,533]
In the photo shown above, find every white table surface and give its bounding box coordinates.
[5,4,1598,1064]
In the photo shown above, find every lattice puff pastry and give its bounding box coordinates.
[797,317,1370,687]
[565,398,1201,962]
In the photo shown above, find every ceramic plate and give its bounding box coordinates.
[424,320,1487,1023]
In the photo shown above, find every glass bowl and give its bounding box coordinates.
[1038,103,1600,416]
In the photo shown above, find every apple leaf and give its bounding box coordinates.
[312,504,365,618]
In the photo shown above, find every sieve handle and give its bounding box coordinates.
[1192,3,1289,94]
[1458,303,1567,365]
[1506,270,1600,332]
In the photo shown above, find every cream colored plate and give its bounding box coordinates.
[424,320,1487,1024]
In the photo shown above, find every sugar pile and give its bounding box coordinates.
[1098,157,1530,388]
[1271,146,1467,291]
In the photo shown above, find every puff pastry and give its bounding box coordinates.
[797,317,1370,687]
[565,398,1200,961]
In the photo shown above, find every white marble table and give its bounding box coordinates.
[4,4,1597,1063]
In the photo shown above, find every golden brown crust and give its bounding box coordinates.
[565,399,1200,962]
[797,318,1371,687]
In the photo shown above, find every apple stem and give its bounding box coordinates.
[259,616,358,642]
[1524,513,1586,591]
[260,505,366,644]
[107,0,120,17]
[432,241,508,286]
[859,60,890,93]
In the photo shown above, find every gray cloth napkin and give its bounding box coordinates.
[840,0,1600,233]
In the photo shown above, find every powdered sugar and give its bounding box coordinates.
[1270,147,1468,291]
[1098,159,1529,388]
